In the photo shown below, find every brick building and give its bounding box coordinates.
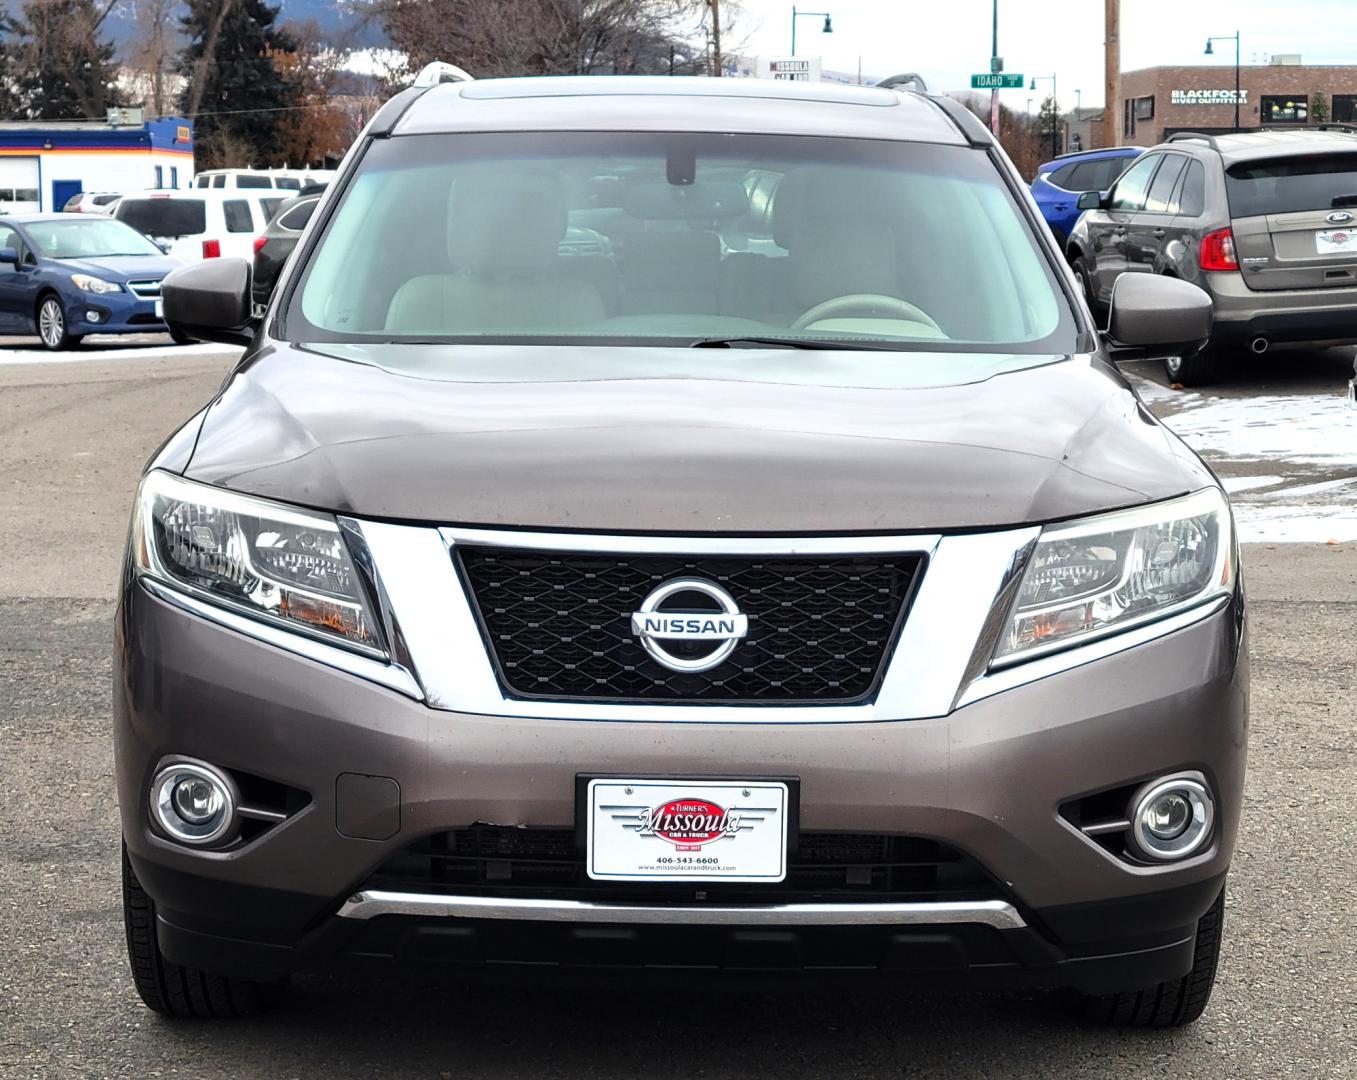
[1118,61,1357,145]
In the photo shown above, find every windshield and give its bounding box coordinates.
[116,198,206,239]
[1226,153,1357,217]
[27,218,163,258]
[287,132,1075,353]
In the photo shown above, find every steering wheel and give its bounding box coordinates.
[791,293,944,333]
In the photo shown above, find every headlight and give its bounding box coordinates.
[70,273,121,294]
[132,470,385,657]
[994,488,1234,665]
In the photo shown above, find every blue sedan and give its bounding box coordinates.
[1031,146,1144,245]
[0,214,184,349]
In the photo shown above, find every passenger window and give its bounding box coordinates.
[223,200,254,233]
[237,175,272,189]
[1177,161,1206,217]
[1046,163,1079,190]
[1110,155,1160,211]
[1144,155,1187,213]
[213,175,226,189]
[261,198,283,222]
[0,226,15,251]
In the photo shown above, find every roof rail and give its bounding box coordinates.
[1317,122,1357,135]
[413,61,474,88]
[1166,132,1221,150]
[877,72,929,93]
[927,95,991,147]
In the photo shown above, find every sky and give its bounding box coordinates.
[722,0,1357,109]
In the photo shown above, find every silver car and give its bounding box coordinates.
[1069,128,1357,384]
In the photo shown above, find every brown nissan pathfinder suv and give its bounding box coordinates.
[116,67,1245,1029]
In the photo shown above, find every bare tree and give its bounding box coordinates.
[126,0,185,116]
[372,0,709,82]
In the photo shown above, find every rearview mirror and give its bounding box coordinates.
[1104,274,1213,361]
[162,258,255,347]
[1077,190,1105,211]
[0,247,17,265]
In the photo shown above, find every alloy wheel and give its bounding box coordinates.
[39,299,65,349]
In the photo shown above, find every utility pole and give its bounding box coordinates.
[1104,0,1120,148]
[709,0,723,76]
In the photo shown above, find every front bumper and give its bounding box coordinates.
[67,290,165,336]
[115,577,1247,992]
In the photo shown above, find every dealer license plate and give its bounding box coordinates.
[586,778,788,882]
[154,299,164,318]
[1316,228,1357,255]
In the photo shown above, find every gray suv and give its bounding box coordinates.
[1069,128,1357,384]
[117,71,1245,1029]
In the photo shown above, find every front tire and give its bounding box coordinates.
[1067,884,1225,1028]
[37,295,78,351]
[1164,345,1221,387]
[122,843,288,1018]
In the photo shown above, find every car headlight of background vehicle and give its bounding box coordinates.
[132,470,385,657]
[994,488,1234,665]
[70,273,122,295]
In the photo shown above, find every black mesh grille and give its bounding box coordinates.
[365,825,1003,905]
[457,549,923,703]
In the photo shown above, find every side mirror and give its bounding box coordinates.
[1105,274,1213,360]
[162,258,255,347]
[1077,190,1106,211]
[0,247,17,265]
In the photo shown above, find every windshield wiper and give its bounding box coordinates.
[689,335,896,351]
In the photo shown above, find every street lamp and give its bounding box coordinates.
[1031,74,1058,158]
[1205,32,1242,132]
[791,6,833,57]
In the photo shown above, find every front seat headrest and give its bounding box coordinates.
[446,167,568,274]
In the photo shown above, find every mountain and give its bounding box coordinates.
[107,0,390,52]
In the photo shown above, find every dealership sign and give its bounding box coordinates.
[1171,89,1250,105]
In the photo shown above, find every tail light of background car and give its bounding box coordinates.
[253,236,268,255]
[1199,227,1238,272]
[202,239,221,259]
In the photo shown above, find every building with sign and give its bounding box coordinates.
[0,115,194,214]
[1118,61,1357,145]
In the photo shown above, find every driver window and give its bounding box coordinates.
[0,227,15,253]
[1110,155,1160,212]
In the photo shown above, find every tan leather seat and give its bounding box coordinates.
[386,167,604,333]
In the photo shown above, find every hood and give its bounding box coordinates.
[181,343,1213,533]
[58,254,181,280]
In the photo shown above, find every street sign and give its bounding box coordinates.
[971,73,1024,89]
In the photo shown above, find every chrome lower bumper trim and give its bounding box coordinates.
[335,890,1027,929]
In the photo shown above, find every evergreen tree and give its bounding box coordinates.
[1312,91,1329,125]
[9,0,123,120]
[179,0,300,168]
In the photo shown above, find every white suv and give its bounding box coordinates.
[113,189,287,263]
[193,168,336,192]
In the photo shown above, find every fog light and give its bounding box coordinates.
[150,761,236,845]
[1130,777,1213,861]
[86,310,101,322]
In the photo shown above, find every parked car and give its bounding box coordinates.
[113,189,287,264]
[193,168,336,192]
[0,214,183,348]
[124,71,1243,1029]
[251,189,323,310]
[61,191,121,215]
[1068,129,1357,384]
[1031,146,1143,243]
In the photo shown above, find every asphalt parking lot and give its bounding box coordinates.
[1,342,1354,1078]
